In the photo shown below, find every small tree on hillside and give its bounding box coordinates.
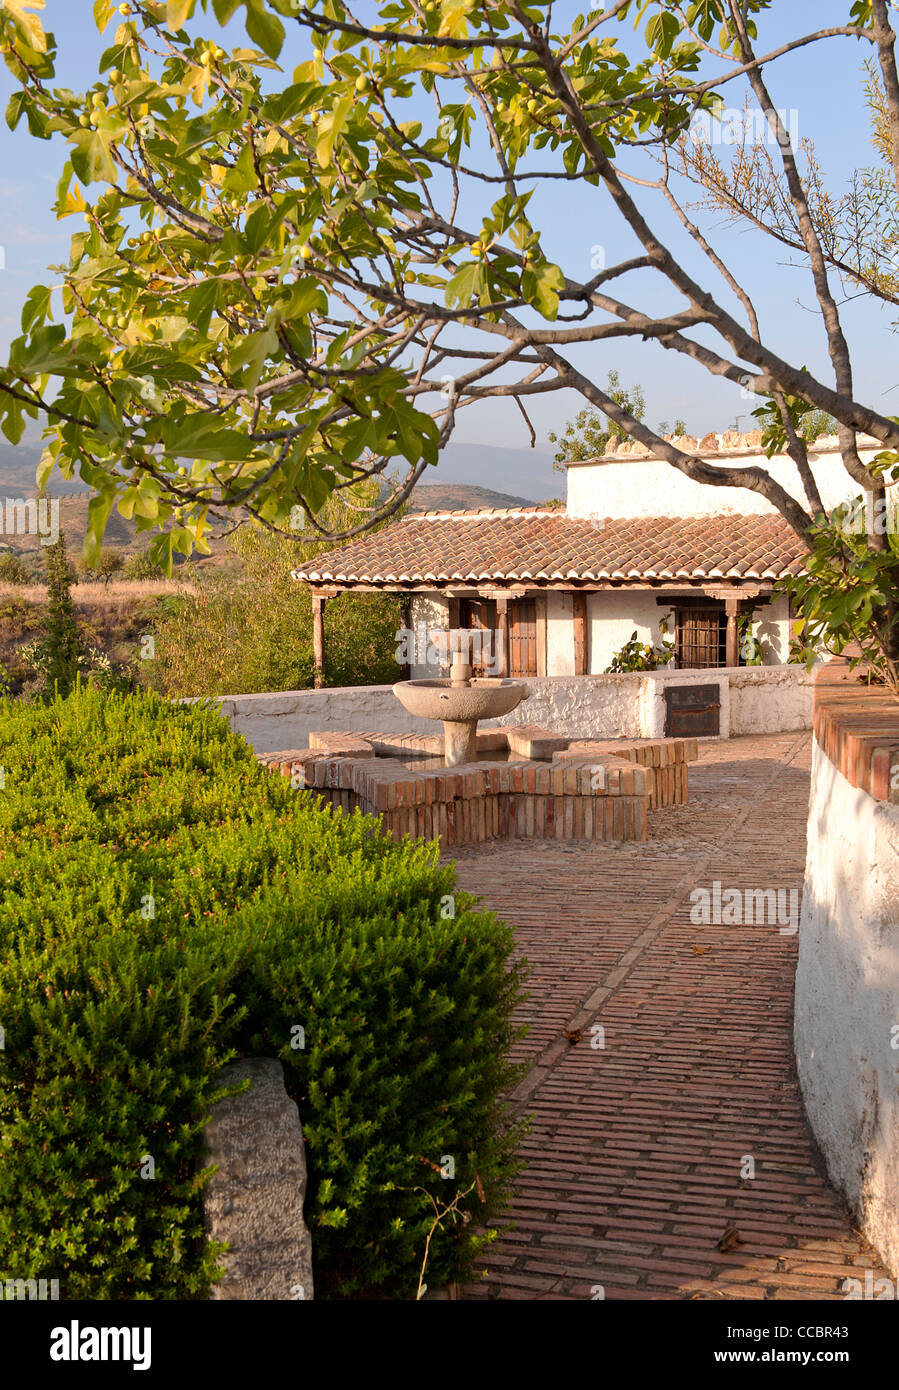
[41,532,85,698]
[76,547,125,586]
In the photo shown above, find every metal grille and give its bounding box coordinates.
[676,607,726,668]
[664,684,721,737]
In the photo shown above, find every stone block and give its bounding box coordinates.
[505,724,570,760]
[203,1058,313,1302]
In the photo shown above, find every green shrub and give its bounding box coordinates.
[75,547,125,585]
[150,486,405,697]
[0,552,32,585]
[32,531,85,697]
[605,625,675,673]
[123,549,164,581]
[0,686,525,1299]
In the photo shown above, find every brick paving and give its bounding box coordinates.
[449,732,890,1301]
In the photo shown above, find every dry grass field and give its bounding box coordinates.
[0,579,195,604]
[0,579,196,692]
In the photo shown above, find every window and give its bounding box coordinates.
[675,605,727,668]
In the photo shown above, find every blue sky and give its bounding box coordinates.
[0,0,894,456]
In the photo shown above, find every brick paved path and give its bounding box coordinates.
[450,733,888,1301]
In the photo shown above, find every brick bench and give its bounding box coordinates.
[556,736,699,808]
[259,726,698,846]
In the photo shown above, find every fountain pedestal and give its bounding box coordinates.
[392,657,530,767]
[442,718,478,767]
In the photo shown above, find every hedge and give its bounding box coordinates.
[0,686,527,1299]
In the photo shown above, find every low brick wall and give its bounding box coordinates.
[260,728,698,847]
[560,737,694,810]
[795,660,899,1276]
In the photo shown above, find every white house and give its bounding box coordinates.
[292,429,893,687]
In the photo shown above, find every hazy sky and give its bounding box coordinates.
[0,1,894,454]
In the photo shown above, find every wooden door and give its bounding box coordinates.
[508,599,537,676]
[458,597,496,675]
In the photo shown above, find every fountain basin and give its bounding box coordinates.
[392,677,529,724]
[392,676,530,765]
[260,727,701,847]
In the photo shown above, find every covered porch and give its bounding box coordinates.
[293,506,804,688]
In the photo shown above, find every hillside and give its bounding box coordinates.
[0,445,550,555]
[408,481,531,511]
[0,441,87,496]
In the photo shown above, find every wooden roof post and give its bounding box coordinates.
[572,591,588,675]
[725,594,740,669]
[312,593,326,689]
[495,594,509,678]
[400,596,412,679]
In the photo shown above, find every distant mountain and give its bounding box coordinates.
[0,438,562,545]
[1,439,560,496]
[0,495,231,560]
[409,481,532,512]
[0,495,140,553]
[0,441,88,496]
[425,440,559,501]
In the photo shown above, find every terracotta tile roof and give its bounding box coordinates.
[291,508,808,587]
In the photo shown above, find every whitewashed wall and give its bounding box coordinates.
[546,591,575,675]
[728,663,815,733]
[566,433,894,519]
[795,739,899,1276]
[754,594,790,664]
[587,592,669,673]
[211,665,814,754]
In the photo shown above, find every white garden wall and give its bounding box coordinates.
[211,665,814,754]
[795,738,899,1276]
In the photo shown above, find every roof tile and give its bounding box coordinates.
[291,509,807,586]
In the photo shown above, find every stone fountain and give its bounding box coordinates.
[392,655,530,766]
[258,629,700,849]
[260,631,700,846]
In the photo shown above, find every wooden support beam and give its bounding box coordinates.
[657,586,772,604]
[572,591,588,675]
[312,594,327,689]
[399,597,412,679]
[495,594,509,678]
[725,594,740,668]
